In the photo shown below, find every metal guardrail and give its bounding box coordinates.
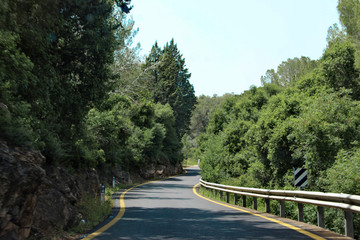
[199,178,360,238]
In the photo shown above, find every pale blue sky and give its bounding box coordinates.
[130,0,340,96]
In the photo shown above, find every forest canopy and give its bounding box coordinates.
[0,0,196,169]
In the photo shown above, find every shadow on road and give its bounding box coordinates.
[95,206,313,240]
[83,167,327,240]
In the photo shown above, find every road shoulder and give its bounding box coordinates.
[193,184,353,240]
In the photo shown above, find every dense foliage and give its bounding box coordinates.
[2,0,360,237]
[0,0,195,170]
[144,39,197,138]
[181,94,233,164]
[197,26,360,191]
[195,3,360,193]
[192,1,360,237]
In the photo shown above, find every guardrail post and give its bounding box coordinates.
[265,199,270,213]
[199,178,360,238]
[344,210,354,238]
[234,195,239,205]
[101,184,105,204]
[253,197,257,210]
[280,200,285,217]
[298,203,304,222]
[317,206,325,228]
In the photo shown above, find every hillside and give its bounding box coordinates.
[0,0,194,238]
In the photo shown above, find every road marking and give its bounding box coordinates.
[192,183,325,240]
[82,170,188,240]
[82,182,146,240]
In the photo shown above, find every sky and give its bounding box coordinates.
[130,0,340,96]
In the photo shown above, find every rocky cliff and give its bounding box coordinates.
[0,139,183,239]
[0,140,101,239]
[0,140,45,239]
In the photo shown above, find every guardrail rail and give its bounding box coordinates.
[199,178,360,238]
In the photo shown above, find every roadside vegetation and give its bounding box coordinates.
[2,0,360,238]
[185,1,360,238]
[0,0,195,171]
[71,195,113,236]
[1,1,195,238]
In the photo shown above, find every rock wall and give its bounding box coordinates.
[30,167,100,239]
[0,140,183,239]
[0,141,45,239]
[0,140,101,239]
[100,160,183,186]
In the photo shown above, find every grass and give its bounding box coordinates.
[67,182,141,238]
[104,182,140,199]
[70,194,113,235]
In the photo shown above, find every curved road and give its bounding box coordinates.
[83,167,341,240]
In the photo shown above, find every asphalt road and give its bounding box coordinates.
[84,167,329,240]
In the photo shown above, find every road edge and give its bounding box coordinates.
[192,183,326,240]
[81,170,187,240]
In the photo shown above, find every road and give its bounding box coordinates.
[83,167,335,240]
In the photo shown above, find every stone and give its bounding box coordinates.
[0,140,45,239]
[0,138,183,239]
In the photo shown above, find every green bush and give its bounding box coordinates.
[0,102,37,146]
[321,149,360,194]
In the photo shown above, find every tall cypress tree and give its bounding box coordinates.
[145,39,197,138]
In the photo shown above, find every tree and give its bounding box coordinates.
[188,94,232,138]
[338,0,360,68]
[260,69,280,86]
[0,0,133,163]
[321,39,360,99]
[261,57,318,87]
[326,23,347,47]
[110,7,153,102]
[0,0,62,149]
[145,39,197,138]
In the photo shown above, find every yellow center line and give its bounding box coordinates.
[192,183,325,240]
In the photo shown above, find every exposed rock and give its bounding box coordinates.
[99,165,132,187]
[139,161,183,180]
[0,139,183,239]
[31,167,78,237]
[100,160,183,186]
[0,140,45,240]
[0,103,10,119]
[76,169,100,198]
[30,167,100,238]
[0,140,101,239]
